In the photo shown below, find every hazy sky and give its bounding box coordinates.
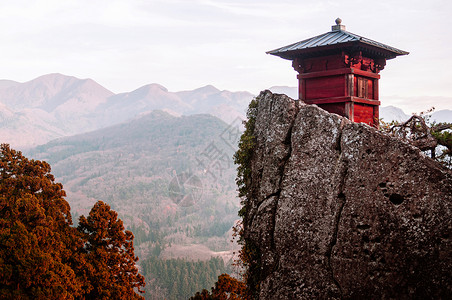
[0,0,451,112]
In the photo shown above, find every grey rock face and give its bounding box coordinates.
[244,90,452,299]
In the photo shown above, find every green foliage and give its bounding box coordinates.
[233,98,258,217]
[142,256,226,300]
[127,223,164,248]
[431,127,452,166]
[231,99,261,298]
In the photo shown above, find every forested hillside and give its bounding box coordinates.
[26,111,242,298]
[142,257,226,299]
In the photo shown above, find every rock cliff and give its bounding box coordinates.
[243,90,452,299]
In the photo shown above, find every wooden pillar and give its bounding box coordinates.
[373,78,379,128]
[346,73,354,97]
[297,74,305,101]
[373,78,379,100]
[373,105,380,128]
[345,102,354,121]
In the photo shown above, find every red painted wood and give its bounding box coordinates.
[373,79,379,100]
[351,97,380,106]
[346,102,353,120]
[299,67,380,79]
[297,75,304,100]
[373,105,379,128]
[304,96,380,106]
[354,104,375,125]
[305,76,344,99]
[301,54,347,72]
[317,103,346,117]
[367,79,374,99]
[300,68,351,78]
[350,68,380,79]
[292,50,384,124]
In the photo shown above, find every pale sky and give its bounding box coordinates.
[0,0,451,113]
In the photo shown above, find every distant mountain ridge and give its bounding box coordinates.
[0,73,253,149]
[380,106,410,122]
[380,105,452,123]
[0,73,114,111]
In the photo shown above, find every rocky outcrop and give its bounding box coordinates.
[244,90,452,299]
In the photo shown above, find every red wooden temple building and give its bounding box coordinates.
[267,18,408,127]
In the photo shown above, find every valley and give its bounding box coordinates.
[25,110,242,299]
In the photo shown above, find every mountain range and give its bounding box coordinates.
[379,106,452,123]
[0,73,253,149]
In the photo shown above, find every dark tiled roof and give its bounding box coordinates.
[267,29,409,59]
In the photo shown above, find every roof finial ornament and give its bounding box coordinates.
[332,17,346,31]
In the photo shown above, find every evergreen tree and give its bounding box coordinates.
[142,256,227,299]
[190,273,247,300]
[0,144,146,299]
[78,201,145,299]
[0,144,83,299]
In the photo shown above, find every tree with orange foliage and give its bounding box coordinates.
[78,200,145,299]
[0,144,145,299]
[0,144,83,299]
[190,273,247,300]
[211,274,247,300]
